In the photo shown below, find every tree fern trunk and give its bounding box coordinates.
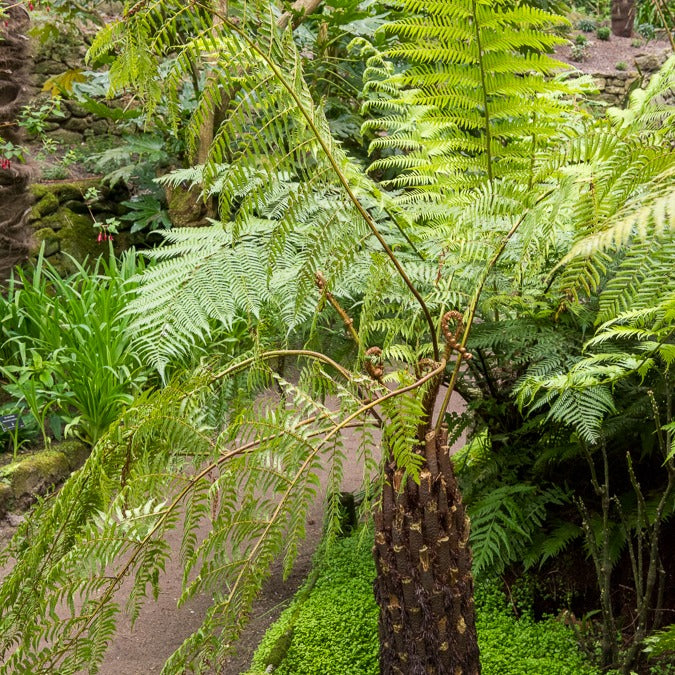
[611,0,635,37]
[374,427,480,675]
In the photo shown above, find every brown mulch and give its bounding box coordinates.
[555,31,671,74]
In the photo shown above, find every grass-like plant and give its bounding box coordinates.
[0,248,150,444]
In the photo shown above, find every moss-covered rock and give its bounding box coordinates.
[31,227,60,256]
[30,191,59,219]
[56,209,102,263]
[166,183,208,227]
[46,129,83,145]
[0,441,88,507]
[0,482,12,517]
[58,440,90,470]
[31,179,100,203]
[0,450,71,499]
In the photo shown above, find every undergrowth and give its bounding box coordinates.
[248,530,599,675]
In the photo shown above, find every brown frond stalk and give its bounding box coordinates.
[315,272,360,344]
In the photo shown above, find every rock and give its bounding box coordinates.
[65,100,90,118]
[165,183,208,228]
[0,483,12,517]
[33,59,65,75]
[6,513,24,527]
[634,52,667,73]
[62,199,91,215]
[593,77,607,89]
[30,191,59,219]
[64,116,92,133]
[30,178,100,203]
[32,227,61,256]
[57,440,90,470]
[0,450,71,500]
[46,129,84,146]
[54,208,99,262]
[87,119,111,135]
[47,109,70,122]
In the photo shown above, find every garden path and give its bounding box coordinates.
[0,389,466,674]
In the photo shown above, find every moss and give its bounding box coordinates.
[0,482,13,516]
[0,450,70,499]
[30,192,59,219]
[249,530,600,675]
[31,227,60,256]
[30,178,100,203]
[46,129,83,145]
[166,184,207,227]
[55,439,90,470]
[31,207,99,268]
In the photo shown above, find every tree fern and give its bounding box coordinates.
[89,0,440,371]
[0,354,388,672]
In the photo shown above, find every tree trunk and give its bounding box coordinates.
[374,426,480,675]
[611,0,635,37]
[0,2,33,282]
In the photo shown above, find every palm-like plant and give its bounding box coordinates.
[0,2,673,674]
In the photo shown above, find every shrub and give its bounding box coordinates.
[637,23,655,41]
[615,61,628,71]
[576,19,596,32]
[631,38,644,47]
[596,26,610,40]
[571,44,589,62]
[249,529,600,675]
[575,33,589,45]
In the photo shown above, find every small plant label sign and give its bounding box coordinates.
[0,414,25,433]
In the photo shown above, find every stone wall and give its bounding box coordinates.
[28,178,143,273]
[591,50,669,106]
[30,24,116,146]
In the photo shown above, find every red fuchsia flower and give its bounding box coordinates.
[97,232,103,243]
[28,3,34,11]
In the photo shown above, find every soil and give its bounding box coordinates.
[555,31,671,74]
[0,391,467,674]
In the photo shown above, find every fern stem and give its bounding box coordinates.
[434,193,552,433]
[200,2,440,361]
[213,349,354,384]
[316,272,360,344]
[472,0,493,183]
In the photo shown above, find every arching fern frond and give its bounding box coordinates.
[0,352,389,673]
[89,0,439,371]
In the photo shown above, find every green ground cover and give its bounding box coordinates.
[248,531,600,675]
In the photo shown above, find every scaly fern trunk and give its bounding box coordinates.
[374,426,480,675]
[611,0,635,36]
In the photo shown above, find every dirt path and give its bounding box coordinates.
[0,390,466,674]
[97,389,467,675]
